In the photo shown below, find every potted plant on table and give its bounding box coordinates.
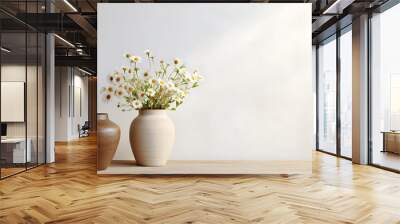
[102,50,203,166]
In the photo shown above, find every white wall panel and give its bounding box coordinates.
[98,3,312,164]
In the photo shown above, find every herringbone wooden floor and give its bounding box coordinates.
[1,136,400,224]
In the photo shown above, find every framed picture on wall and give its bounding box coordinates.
[1,81,25,122]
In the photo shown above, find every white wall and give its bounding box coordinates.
[55,67,69,141]
[98,3,312,162]
[55,67,89,141]
[1,65,39,138]
[71,74,89,138]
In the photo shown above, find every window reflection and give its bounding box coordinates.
[340,28,352,158]
[0,1,46,179]
[1,31,28,177]
[318,37,337,154]
[371,4,400,171]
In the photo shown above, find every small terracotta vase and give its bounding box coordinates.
[97,113,120,170]
[130,110,175,166]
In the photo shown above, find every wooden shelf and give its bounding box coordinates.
[97,160,311,175]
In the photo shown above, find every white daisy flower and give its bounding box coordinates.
[102,52,203,111]
[179,90,188,98]
[107,74,115,83]
[114,75,122,83]
[143,71,150,79]
[183,74,191,82]
[104,93,112,101]
[173,58,181,65]
[130,56,141,63]
[115,88,124,97]
[158,79,166,87]
[167,81,175,89]
[132,100,142,109]
[146,88,156,97]
[127,86,134,93]
[137,91,146,99]
[149,79,157,86]
[106,86,114,93]
[191,73,203,82]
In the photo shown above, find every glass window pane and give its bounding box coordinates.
[27,31,38,169]
[340,29,352,158]
[1,31,27,178]
[318,37,337,154]
[0,1,46,179]
[371,4,400,171]
[26,0,39,169]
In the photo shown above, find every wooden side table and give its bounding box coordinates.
[382,131,400,154]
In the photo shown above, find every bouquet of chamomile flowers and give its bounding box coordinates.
[101,50,203,111]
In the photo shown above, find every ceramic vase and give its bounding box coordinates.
[130,110,175,166]
[97,113,120,170]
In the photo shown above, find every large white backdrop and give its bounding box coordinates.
[98,3,312,164]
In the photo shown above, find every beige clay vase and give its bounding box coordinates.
[97,113,121,170]
[130,110,175,166]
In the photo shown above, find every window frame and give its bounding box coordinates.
[315,24,353,161]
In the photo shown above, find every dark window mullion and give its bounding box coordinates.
[367,11,373,165]
[316,45,320,150]
[336,30,341,157]
[24,0,28,171]
[36,0,39,167]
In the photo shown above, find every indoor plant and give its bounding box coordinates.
[102,50,202,166]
